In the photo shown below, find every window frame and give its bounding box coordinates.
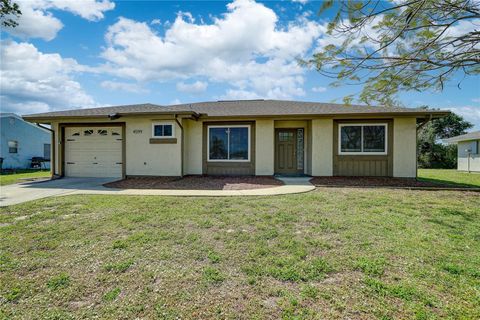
[8,140,18,154]
[207,125,251,162]
[338,123,388,155]
[152,122,175,138]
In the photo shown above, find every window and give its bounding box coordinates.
[208,125,250,161]
[152,123,174,138]
[8,140,18,153]
[44,144,51,160]
[98,129,108,136]
[339,124,387,155]
[84,130,93,136]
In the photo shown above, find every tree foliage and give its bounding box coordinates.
[305,0,480,105]
[418,110,473,168]
[1,0,21,28]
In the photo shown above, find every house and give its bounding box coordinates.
[444,131,480,172]
[1,113,51,170]
[22,100,449,179]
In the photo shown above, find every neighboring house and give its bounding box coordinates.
[1,113,51,170]
[22,100,448,179]
[444,131,480,172]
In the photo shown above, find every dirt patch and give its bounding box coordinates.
[104,175,284,190]
[310,176,472,188]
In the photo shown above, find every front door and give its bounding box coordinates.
[275,129,300,175]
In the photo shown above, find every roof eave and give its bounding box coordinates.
[22,110,200,123]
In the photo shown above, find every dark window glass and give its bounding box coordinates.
[209,128,228,160]
[163,125,172,137]
[84,130,93,136]
[98,129,108,136]
[154,124,173,137]
[363,126,386,152]
[229,127,248,160]
[340,126,361,152]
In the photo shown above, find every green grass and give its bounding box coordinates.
[418,169,480,187]
[0,170,50,186]
[1,189,479,319]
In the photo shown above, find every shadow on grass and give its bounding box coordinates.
[416,177,479,188]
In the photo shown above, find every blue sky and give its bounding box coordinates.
[1,0,479,129]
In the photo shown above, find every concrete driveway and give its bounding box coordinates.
[0,176,315,206]
[0,178,117,207]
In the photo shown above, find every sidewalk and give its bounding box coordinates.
[1,177,315,206]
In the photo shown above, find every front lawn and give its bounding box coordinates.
[0,170,51,186]
[418,169,480,188]
[1,190,479,319]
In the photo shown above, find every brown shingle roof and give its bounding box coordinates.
[22,100,449,121]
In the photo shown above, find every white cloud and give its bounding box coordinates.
[4,0,115,41]
[292,0,308,4]
[176,81,208,94]
[151,19,161,25]
[101,80,148,93]
[446,105,480,130]
[0,41,96,115]
[311,86,327,93]
[472,98,480,103]
[100,0,323,99]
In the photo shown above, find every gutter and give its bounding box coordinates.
[174,114,185,177]
[35,123,55,179]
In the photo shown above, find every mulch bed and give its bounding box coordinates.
[104,175,284,190]
[310,176,472,188]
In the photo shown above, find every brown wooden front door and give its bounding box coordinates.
[275,129,298,174]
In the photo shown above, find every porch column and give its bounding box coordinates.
[311,119,333,176]
[255,119,274,175]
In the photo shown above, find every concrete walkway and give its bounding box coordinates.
[0,177,315,206]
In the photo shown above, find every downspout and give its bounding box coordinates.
[415,114,433,179]
[36,123,55,179]
[174,114,184,177]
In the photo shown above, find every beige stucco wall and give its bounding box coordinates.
[393,117,417,177]
[183,119,203,175]
[255,119,274,175]
[125,118,182,176]
[50,117,183,177]
[457,140,480,172]
[310,119,333,176]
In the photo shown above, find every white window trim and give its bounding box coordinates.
[338,123,388,155]
[152,122,175,138]
[207,125,251,162]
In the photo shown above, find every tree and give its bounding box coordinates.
[1,0,21,28]
[305,0,480,105]
[417,111,473,168]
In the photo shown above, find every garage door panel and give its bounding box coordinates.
[64,126,123,178]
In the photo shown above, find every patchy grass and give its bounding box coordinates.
[418,169,480,187]
[0,189,479,319]
[0,170,50,186]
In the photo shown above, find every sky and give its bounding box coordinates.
[1,0,479,130]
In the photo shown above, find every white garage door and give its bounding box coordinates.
[65,127,123,178]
